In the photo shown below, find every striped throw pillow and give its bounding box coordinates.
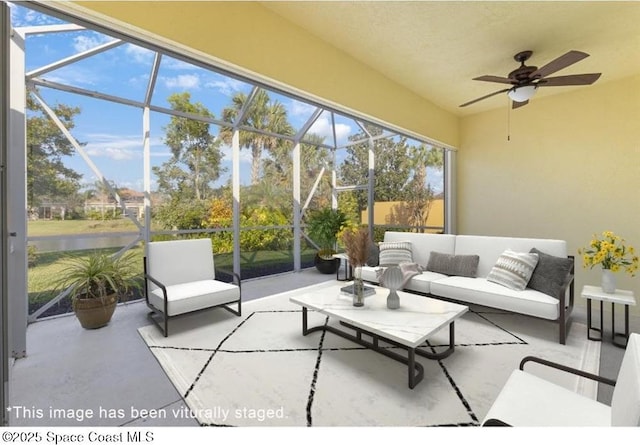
[378,241,413,266]
[487,249,539,291]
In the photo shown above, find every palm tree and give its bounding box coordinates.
[405,145,444,231]
[220,89,294,185]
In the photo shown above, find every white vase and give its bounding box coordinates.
[601,269,616,294]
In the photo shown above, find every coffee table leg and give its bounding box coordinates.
[416,322,456,360]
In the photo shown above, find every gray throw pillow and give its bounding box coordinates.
[426,251,480,278]
[527,248,574,299]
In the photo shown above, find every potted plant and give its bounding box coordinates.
[306,208,348,274]
[54,251,141,329]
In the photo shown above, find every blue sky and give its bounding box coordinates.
[10,3,444,194]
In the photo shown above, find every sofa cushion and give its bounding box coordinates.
[426,251,480,277]
[360,265,382,283]
[359,265,447,294]
[527,248,574,299]
[487,249,539,291]
[430,276,559,320]
[149,279,240,316]
[378,241,412,266]
[403,271,448,295]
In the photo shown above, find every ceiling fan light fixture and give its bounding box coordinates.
[508,85,537,102]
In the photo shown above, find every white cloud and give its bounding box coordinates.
[308,117,352,144]
[162,74,201,90]
[10,6,61,27]
[205,77,246,97]
[73,33,115,53]
[43,66,98,86]
[288,100,317,118]
[83,133,163,161]
[163,58,198,71]
[125,44,155,65]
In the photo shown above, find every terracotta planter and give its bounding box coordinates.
[73,295,118,329]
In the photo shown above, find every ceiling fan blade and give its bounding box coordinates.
[459,88,510,107]
[473,75,514,85]
[530,50,589,79]
[538,73,602,86]
[512,100,529,109]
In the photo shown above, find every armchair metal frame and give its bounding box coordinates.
[143,259,241,337]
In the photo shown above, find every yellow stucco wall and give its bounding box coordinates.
[459,75,640,315]
[70,1,459,148]
[362,200,445,231]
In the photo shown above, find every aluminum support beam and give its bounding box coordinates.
[26,39,124,79]
[1,0,10,424]
[292,142,301,271]
[232,130,241,277]
[444,149,456,234]
[8,28,27,358]
[368,137,375,236]
[142,53,162,252]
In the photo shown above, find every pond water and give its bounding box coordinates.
[28,234,141,252]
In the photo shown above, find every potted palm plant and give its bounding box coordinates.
[306,208,348,274]
[55,251,141,329]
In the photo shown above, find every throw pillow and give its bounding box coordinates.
[426,251,480,278]
[487,249,539,291]
[378,241,413,266]
[366,242,380,267]
[527,248,574,299]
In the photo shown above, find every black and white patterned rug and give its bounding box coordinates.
[138,281,600,427]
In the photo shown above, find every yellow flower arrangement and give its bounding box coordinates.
[578,231,639,276]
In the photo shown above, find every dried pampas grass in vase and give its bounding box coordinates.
[341,227,370,307]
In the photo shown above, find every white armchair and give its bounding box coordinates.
[143,238,241,337]
[482,332,640,426]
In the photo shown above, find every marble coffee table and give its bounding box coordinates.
[289,282,468,389]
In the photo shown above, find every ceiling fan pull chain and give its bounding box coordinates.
[507,97,511,141]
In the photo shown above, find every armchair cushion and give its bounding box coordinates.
[149,279,240,317]
[611,333,640,426]
[483,370,611,426]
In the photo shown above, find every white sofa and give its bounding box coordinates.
[360,231,575,344]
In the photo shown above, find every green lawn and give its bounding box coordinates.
[28,219,141,236]
[28,242,317,315]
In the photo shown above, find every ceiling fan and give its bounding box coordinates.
[460,50,602,109]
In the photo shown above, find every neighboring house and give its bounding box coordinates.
[84,188,145,220]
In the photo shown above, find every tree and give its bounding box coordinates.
[339,124,412,213]
[404,145,444,231]
[154,92,224,202]
[26,92,82,211]
[262,133,334,214]
[220,89,294,185]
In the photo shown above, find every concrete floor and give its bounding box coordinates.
[8,269,638,426]
[9,269,334,426]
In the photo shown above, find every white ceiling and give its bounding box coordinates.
[262,1,640,117]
